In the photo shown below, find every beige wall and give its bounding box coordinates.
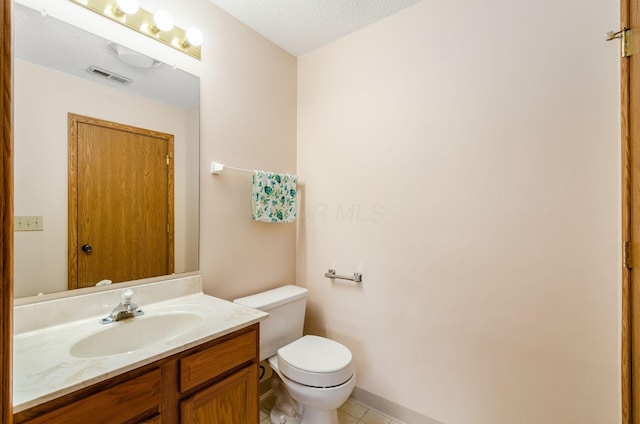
[297,0,620,423]
[182,0,298,300]
[14,59,193,297]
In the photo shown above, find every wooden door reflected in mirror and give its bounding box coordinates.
[68,114,174,289]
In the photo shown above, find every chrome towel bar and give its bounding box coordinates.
[324,269,362,283]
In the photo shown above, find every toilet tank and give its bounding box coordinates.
[234,285,308,361]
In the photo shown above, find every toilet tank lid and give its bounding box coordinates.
[233,285,308,311]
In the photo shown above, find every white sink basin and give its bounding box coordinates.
[70,312,204,358]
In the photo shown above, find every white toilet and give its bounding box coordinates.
[234,285,356,424]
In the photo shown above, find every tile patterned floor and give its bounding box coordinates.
[260,394,405,424]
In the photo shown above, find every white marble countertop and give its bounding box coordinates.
[13,276,268,413]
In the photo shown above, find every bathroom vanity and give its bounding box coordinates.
[12,276,268,424]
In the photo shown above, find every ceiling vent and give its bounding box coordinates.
[86,66,132,85]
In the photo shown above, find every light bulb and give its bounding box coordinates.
[185,27,203,47]
[114,0,139,15]
[153,10,174,32]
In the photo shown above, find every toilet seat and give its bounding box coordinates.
[277,335,354,388]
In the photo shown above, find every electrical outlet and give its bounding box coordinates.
[15,216,44,231]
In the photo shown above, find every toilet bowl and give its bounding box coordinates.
[233,286,357,424]
[268,335,356,424]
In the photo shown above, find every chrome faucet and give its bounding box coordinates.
[100,289,144,324]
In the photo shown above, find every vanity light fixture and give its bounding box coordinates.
[150,10,174,34]
[68,0,202,60]
[112,0,139,17]
[183,27,204,48]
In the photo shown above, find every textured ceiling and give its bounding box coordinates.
[207,0,424,57]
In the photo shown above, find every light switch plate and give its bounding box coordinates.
[15,216,44,231]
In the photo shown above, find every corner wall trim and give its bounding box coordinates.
[351,387,444,424]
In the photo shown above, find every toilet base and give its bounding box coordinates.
[270,406,301,424]
[270,404,338,424]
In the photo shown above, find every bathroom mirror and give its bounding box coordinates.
[13,3,200,298]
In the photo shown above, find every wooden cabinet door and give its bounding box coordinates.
[181,365,258,424]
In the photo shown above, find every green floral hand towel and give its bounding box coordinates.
[252,170,297,223]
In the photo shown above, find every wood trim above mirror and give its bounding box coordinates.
[1,0,13,421]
